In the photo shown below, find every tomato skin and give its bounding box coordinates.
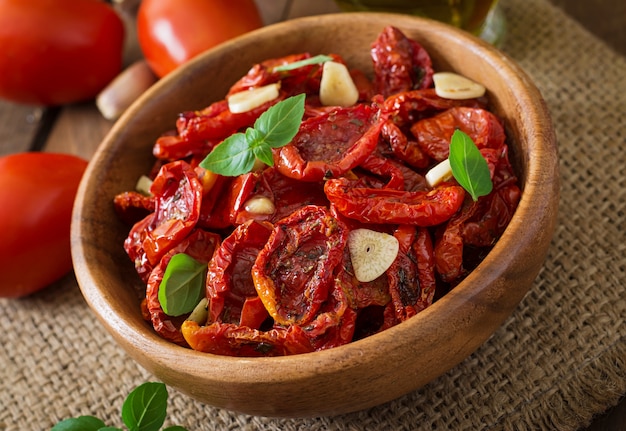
[0,153,88,297]
[0,0,125,106]
[137,0,263,78]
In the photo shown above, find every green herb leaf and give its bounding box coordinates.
[272,54,333,72]
[199,94,305,176]
[51,416,107,431]
[200,132,257,177]
[163,427,190,431]
[121,382,168,431]
[254,93,305,148]
[158,253,206,316]
[449,129,493,201]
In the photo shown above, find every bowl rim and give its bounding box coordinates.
[72,11,559,414]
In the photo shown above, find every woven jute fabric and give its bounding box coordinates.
[1,0,625,429]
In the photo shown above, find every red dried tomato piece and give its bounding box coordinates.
[382,88,486,127]
[234,167,329,225]
[176,96,283,143]
[123,160,203,277]
[275,103,384,182]
[325,177,465,226]
[152,133,216,162]
[411,106,506,161]
[206,220,273,327]
[371,25,434,97]
[252,205,348,326]
[434,198,478,284]
[381,119,431,169]
[113,191,155,225]
[181,320,315,357]
[387,225,436,321]
[145,229,221,346]
[299,282,357,351]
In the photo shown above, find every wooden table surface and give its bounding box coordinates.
[1,0,624,429]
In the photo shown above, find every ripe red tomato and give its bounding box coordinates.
[137,0,263,78]
[0,0,125,106]
[0,153,88,298]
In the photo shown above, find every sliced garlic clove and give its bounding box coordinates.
[348,228,400,283]
[244,195,276,215]
[319,61,359,107]
[227,82,281,114]
[187,297,209,324]
[433,72,486,100]
[135,174,153,196]
[425,158,453,187]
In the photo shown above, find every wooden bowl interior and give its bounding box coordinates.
[72,13,558,417]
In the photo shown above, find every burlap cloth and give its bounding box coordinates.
[2,0,625,429]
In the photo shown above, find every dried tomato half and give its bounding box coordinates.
[371,25,434,97]
[325,177,465,226]
[275,103,384,182]
[252,205,348,326]
[387,225,436,321]
[124,160,203,278]
[181,320,315,357]
[206,220,273,327]
[411,106,506,162]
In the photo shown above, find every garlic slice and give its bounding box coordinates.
[227,82,281,114]
[319,61,359,107]
[348,229,400,283]
[425,158,453,187]
[187,297,209,325]
[135,174,153,196]
[244,195,276,215]
[433,72,486,100]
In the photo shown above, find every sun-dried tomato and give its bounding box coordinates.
[206,220,273,327]
[274,103,384,182]
[325,177,466,226]
[181,320,314,357]
[123,160,203,278]
[371,25,434,97]
[411,106,506,161]
[113,191,155,225]
[387,225,436,321]
[252,205,348,326]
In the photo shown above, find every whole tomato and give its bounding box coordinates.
[0,153,88,298]
[137,0,263,78]
[0,0,125,106]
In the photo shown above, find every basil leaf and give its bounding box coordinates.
[254,93,305,148]
[449,129,493,201]
[272,54,333,72]
[199,94,305,176]
[158,253,206,317]
[199,132,256,177]
[163,427,190,431]
[121,382,168,431]
[51,416,107,431]
[253,142,275,167]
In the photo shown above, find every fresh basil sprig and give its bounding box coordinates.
[272,54,333,72]
[158,253,207,317]
[449,129,493,201]
[51,382,187,431]
[199,94,305,176]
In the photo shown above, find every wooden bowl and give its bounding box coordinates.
[71,13,558,417]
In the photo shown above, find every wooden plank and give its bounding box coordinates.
[0,100,45,155]
[43,102,114,160]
